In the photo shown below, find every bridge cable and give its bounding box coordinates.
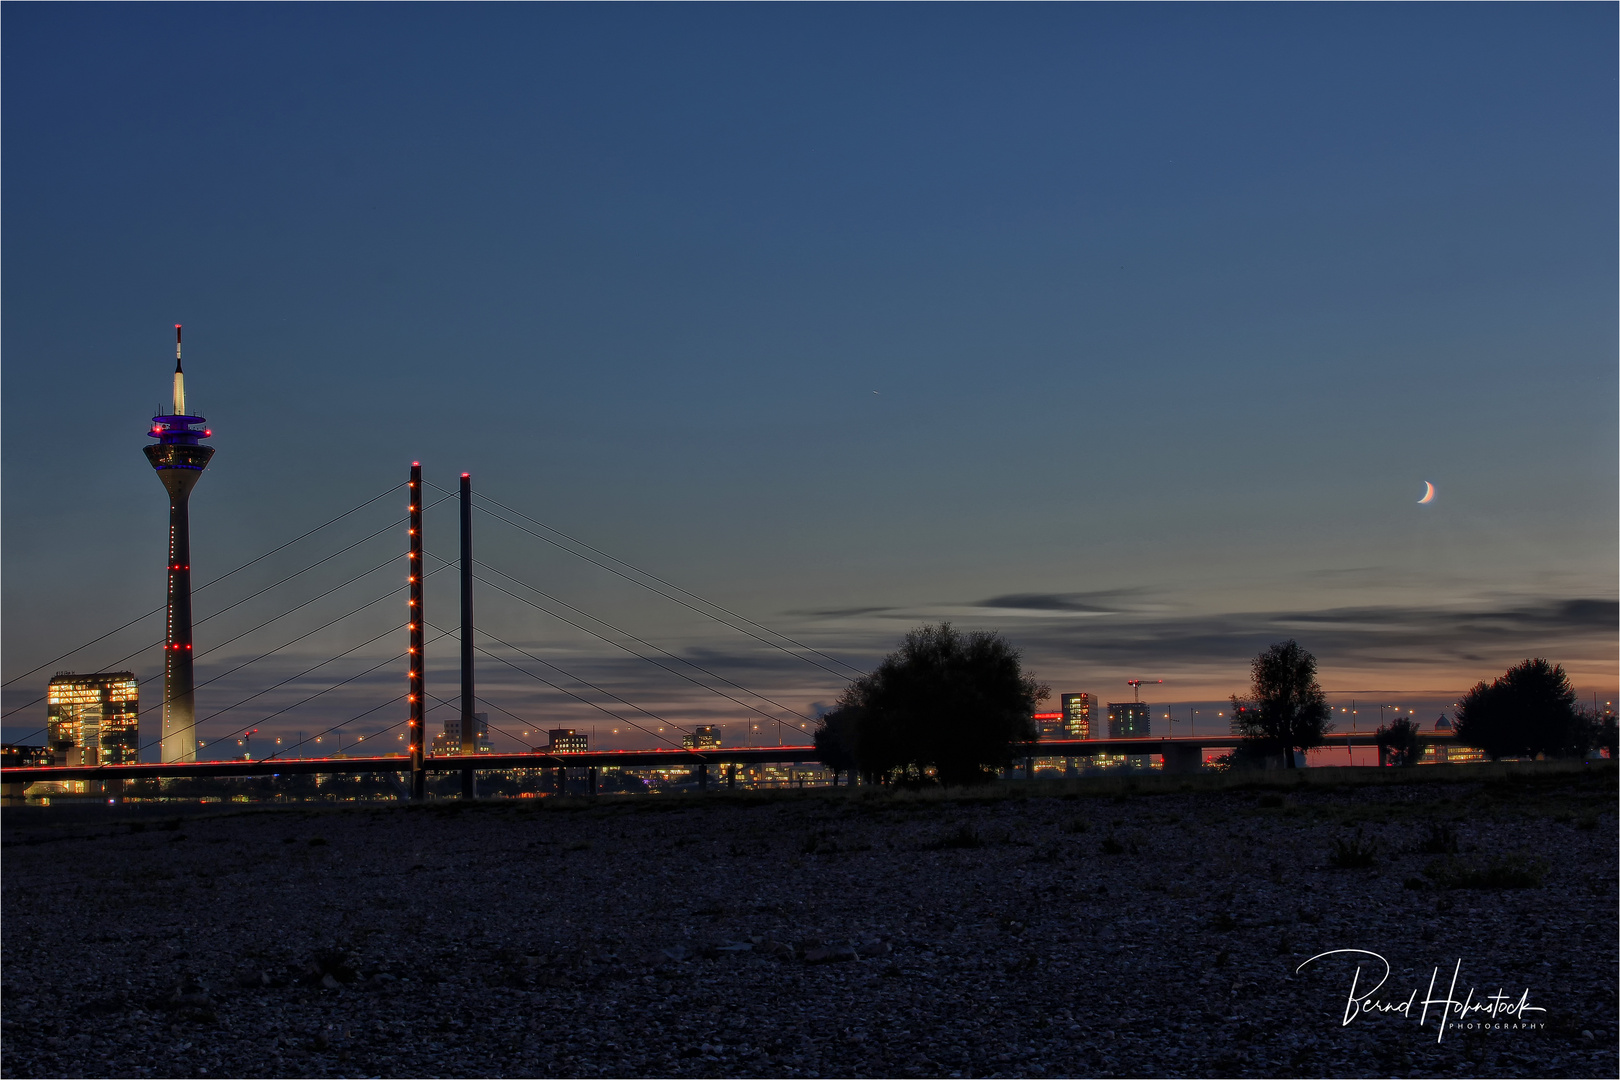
[1,544,413,728]
[469,493,862,681]
[138,572,454,761]
[1,483,404,688]
[423,481,862,681]
[470,560,816,739]
[9,540,443,747]
[260,628,456,761]
[470,489,865,678]
[421,691,537,755]
[0,495,448,728]
[422,618,689,753]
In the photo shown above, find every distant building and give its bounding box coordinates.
[544,729,588,754]
[1,744,51,769]
[432,712,491,755]
[1423,714,1485,764]
[47,672,139,766]
[1061,693,1093,740]
[1107,702,1150,738]
[682,725,721,750]
[1423,742,1485,765]
[1033,710,1064,739]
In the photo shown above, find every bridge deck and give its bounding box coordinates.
[0,731,1452,783]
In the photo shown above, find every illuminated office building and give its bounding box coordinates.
[682,725,721,750]
[47,672,139,765]
[545,729,588,754]
[432,711,491,755]
[1107,701,1150,738]
[1061,693,1093,739]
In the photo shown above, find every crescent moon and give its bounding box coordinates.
[1418,481,1435,504]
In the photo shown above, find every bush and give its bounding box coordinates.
[1062,816,1090,834]
[935,823,983,850]
[1415,822,1459,854]
[1100,836,1127,855]
[1376,718,1422,766]
[1424,854,1548,890]
[1328,830,1378,868]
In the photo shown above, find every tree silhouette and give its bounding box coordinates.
[1375,716,1421,766]
[815,623,1043,786]
[1230,640,1332,768]
[812,704,860,777]
[1454,658,1584,760]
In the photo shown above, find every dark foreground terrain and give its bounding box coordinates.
[3,764,1616,1079]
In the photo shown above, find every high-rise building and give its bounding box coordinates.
[143,326,214,763]
[682,725,721,750]
[47,672,139,766]
[433,712,491,755]
[1061,693,1093,739]
[1107,702,1150,738]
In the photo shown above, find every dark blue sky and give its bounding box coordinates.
[4,5,1615,751]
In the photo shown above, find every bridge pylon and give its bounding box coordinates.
[408,463,426,800]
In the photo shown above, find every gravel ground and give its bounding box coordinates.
[3,766,1616,1078]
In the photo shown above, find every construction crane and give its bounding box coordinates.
[1126,679,1162,703]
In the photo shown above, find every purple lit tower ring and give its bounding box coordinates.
[143,325,215,763]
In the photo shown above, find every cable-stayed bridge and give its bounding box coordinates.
[2,468,869,795]
[2,467,1471,794]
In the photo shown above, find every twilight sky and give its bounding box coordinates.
[4,5,1615,755]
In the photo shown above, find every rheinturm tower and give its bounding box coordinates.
[143,325,215,763]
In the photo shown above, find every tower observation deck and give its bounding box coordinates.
[142,325,215,763]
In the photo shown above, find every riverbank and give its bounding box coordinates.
[3,764,1614,1078]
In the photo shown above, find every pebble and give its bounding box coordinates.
[2,774,1615,1076]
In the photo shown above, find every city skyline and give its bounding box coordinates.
[3,5,1615,756]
